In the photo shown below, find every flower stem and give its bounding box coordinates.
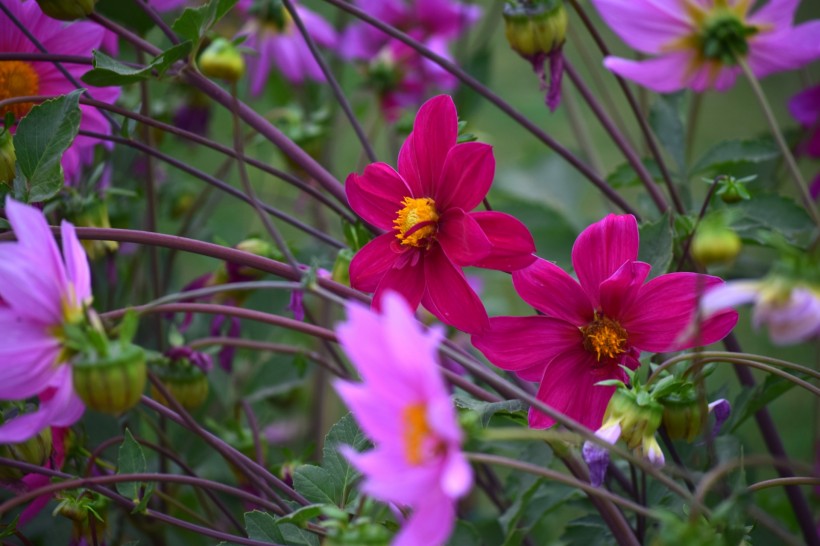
[737,57,820,227]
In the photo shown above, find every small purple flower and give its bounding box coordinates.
[581,420,621,487]
[707,399,731,439]
[166,346,214,373]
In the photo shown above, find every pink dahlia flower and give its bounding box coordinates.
[334,292,472,546]
[346,95,536,334]
[0,0,120,183]
[236,0,338,93]
[472,214,738,430]
[592,0,820,93]
[0,198,88,443]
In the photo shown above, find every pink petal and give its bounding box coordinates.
[349,233,401,293]
[435,142,494,211]
[440,449,472,498]
[346,164,411,229]
[398,96,458,197]
[788,85,820,127]
[603,53,693,94]
[373,256,426,313]
[0,247,63,325]
[60,221,91,304]
[572,214,639,308]
[422,246,488,334]
[623,273,737,351]
[700,281,760,317]
[469,211,536,271]
[471,316,580,376]
[512,258,592,325]
[590,0,691,54]
[298,6,338,48]
[747,0,799,29]
[748,22,820,79]
[437,209,491,266]
[0,368,82,443]
[393,490,456,546]
[599,261,651,320]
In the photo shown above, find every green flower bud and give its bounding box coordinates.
[503,0,568,59]
[331,248,354,286]
[199,38,245,83]
[604,389,663,451]
[35,0,97,20]
[0,426,52,479]
[660,392,707,442]
[691,225,742,265]
[71,198,118,260]
[0,130,15,186]
[150,361,209,410]
[72,342,147,415]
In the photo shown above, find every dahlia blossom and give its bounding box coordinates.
[236,0,337,93]
[472,214,738,430]
[592,0,820,93]
[346,95,536,334]
[0,198,88,443]
[0,0,120,183]
[334,292,472,546]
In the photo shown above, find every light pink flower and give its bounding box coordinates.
[0,198,88,443]
[472,214,738,430]
[0,0,120,183]
[236,0,337,92]
[346,95,536,334]
[334,292,472,546]
[592,0,820,93]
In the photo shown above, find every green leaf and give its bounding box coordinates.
[280,523,320,546]
[691,137,779,174]
[117,428,155,511]
[649,93,686,174]
[322,413,368,506]
[730,194,814,247]
[638,212,673,277]
[606,158,664,189]
[276,504,326,528]
[292,465,337,505]
[82,43,192,87]
[561,515,613,546]
[728,372,810,432]
[454,398,527,427]
[244,511,285,543]
[14,90,82,202]
[172,0,239,43]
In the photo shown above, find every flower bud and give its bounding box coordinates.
[150,352,210,410]
[71,198,118,260]
[604,389,663,451]
[0,130,15,186]
[0,426,52,480]
[198,38,245,83]
[503,0,568,59]
[72,342,147,415]
[691,225,742,265]
[660,392,707,442]
[35,0,97,20]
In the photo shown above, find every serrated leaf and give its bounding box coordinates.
[322,413,368,506]
[691,138,779,174]
[561,515,612,546]
[454,398,527,427]
[14,90,82,202]
[606,158,664,189]
[172,0,239,43]
[117,429,148,502]
[82,43,192,87]
[292,465,337,505]
[276,504,326,528]
[638,212,673,277]
[280,523,320,546]
[649,93,686,174]
[730,194,814,247]
[244,511,285,543]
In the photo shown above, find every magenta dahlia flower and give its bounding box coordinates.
[346,95,536,334]
[334,292,472,546]
[472,214,738,430]
[236,0,337,93]
[592,0,820,93]
[0,0,120,183]
[0,198,88,443]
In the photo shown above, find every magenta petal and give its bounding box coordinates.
[435,142,494,211]
[349,233,401,293]
[346,164,411,229]
[422,246,488,334]
[512,258,591,325]
[748,22,820,79]
[437,209,491,266]
[373,257,425,313]
[472,316,579,375]
[398,95,458,196]
[590,0,689,54]
[469,211,536,271]
[393,490,456,546]
[599,261,651,320]
[747,0,800,30]
[60,221,91,304]
[623,273,736,351]
[789,85,820,127]
[603,53,691,94]
[572,214,639,307]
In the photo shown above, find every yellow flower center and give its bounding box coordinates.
[393,197,439,248]
[581,315,628,362]
[0,61,40,120]
[402,403,431,466]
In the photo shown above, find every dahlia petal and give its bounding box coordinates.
[373,257,426,313]
[624,273,736,351]
[246,34,270,96]
[700,280,760,317]
[572,214,639,307]
[272,35,304,84]
[0,247,64,324]
[440,449,473,498]
[748,23,820,79]
[708,399,731,439]
[422,247,488,334]
[435,142,495,211]
[0,334,61,400]
[599,261,651,320]
[349,233,401,293]
[590,0,690,54]
[582,421,621,487]
[603,53,692,94]
[0,373,79,444]
[346,165,411,229]
[471,316,580,374]
[334,382,405,443]
[468,211,536,271]
[788,85,820,127]
[747,0,800,29]
[399,96,458,196]
[61,221,91,304]
[393,490,456,546]
[5,198,67,283]
[437,209,491,266]
[756,287,820,345]
[512,258,591,324]
[298,6,338,47]
[416,0,481,39]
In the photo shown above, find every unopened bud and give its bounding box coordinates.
[150,354,210,410]
[199,38,245,83]
[503,0,568,59]
[0,426,52,480]
[35,0,97,20]
[661,392,707,442]
[604,389,663,451]
[0,130,15,185]
[72,342,147,415]
[72,199,118,260]
[691,225,742,265]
